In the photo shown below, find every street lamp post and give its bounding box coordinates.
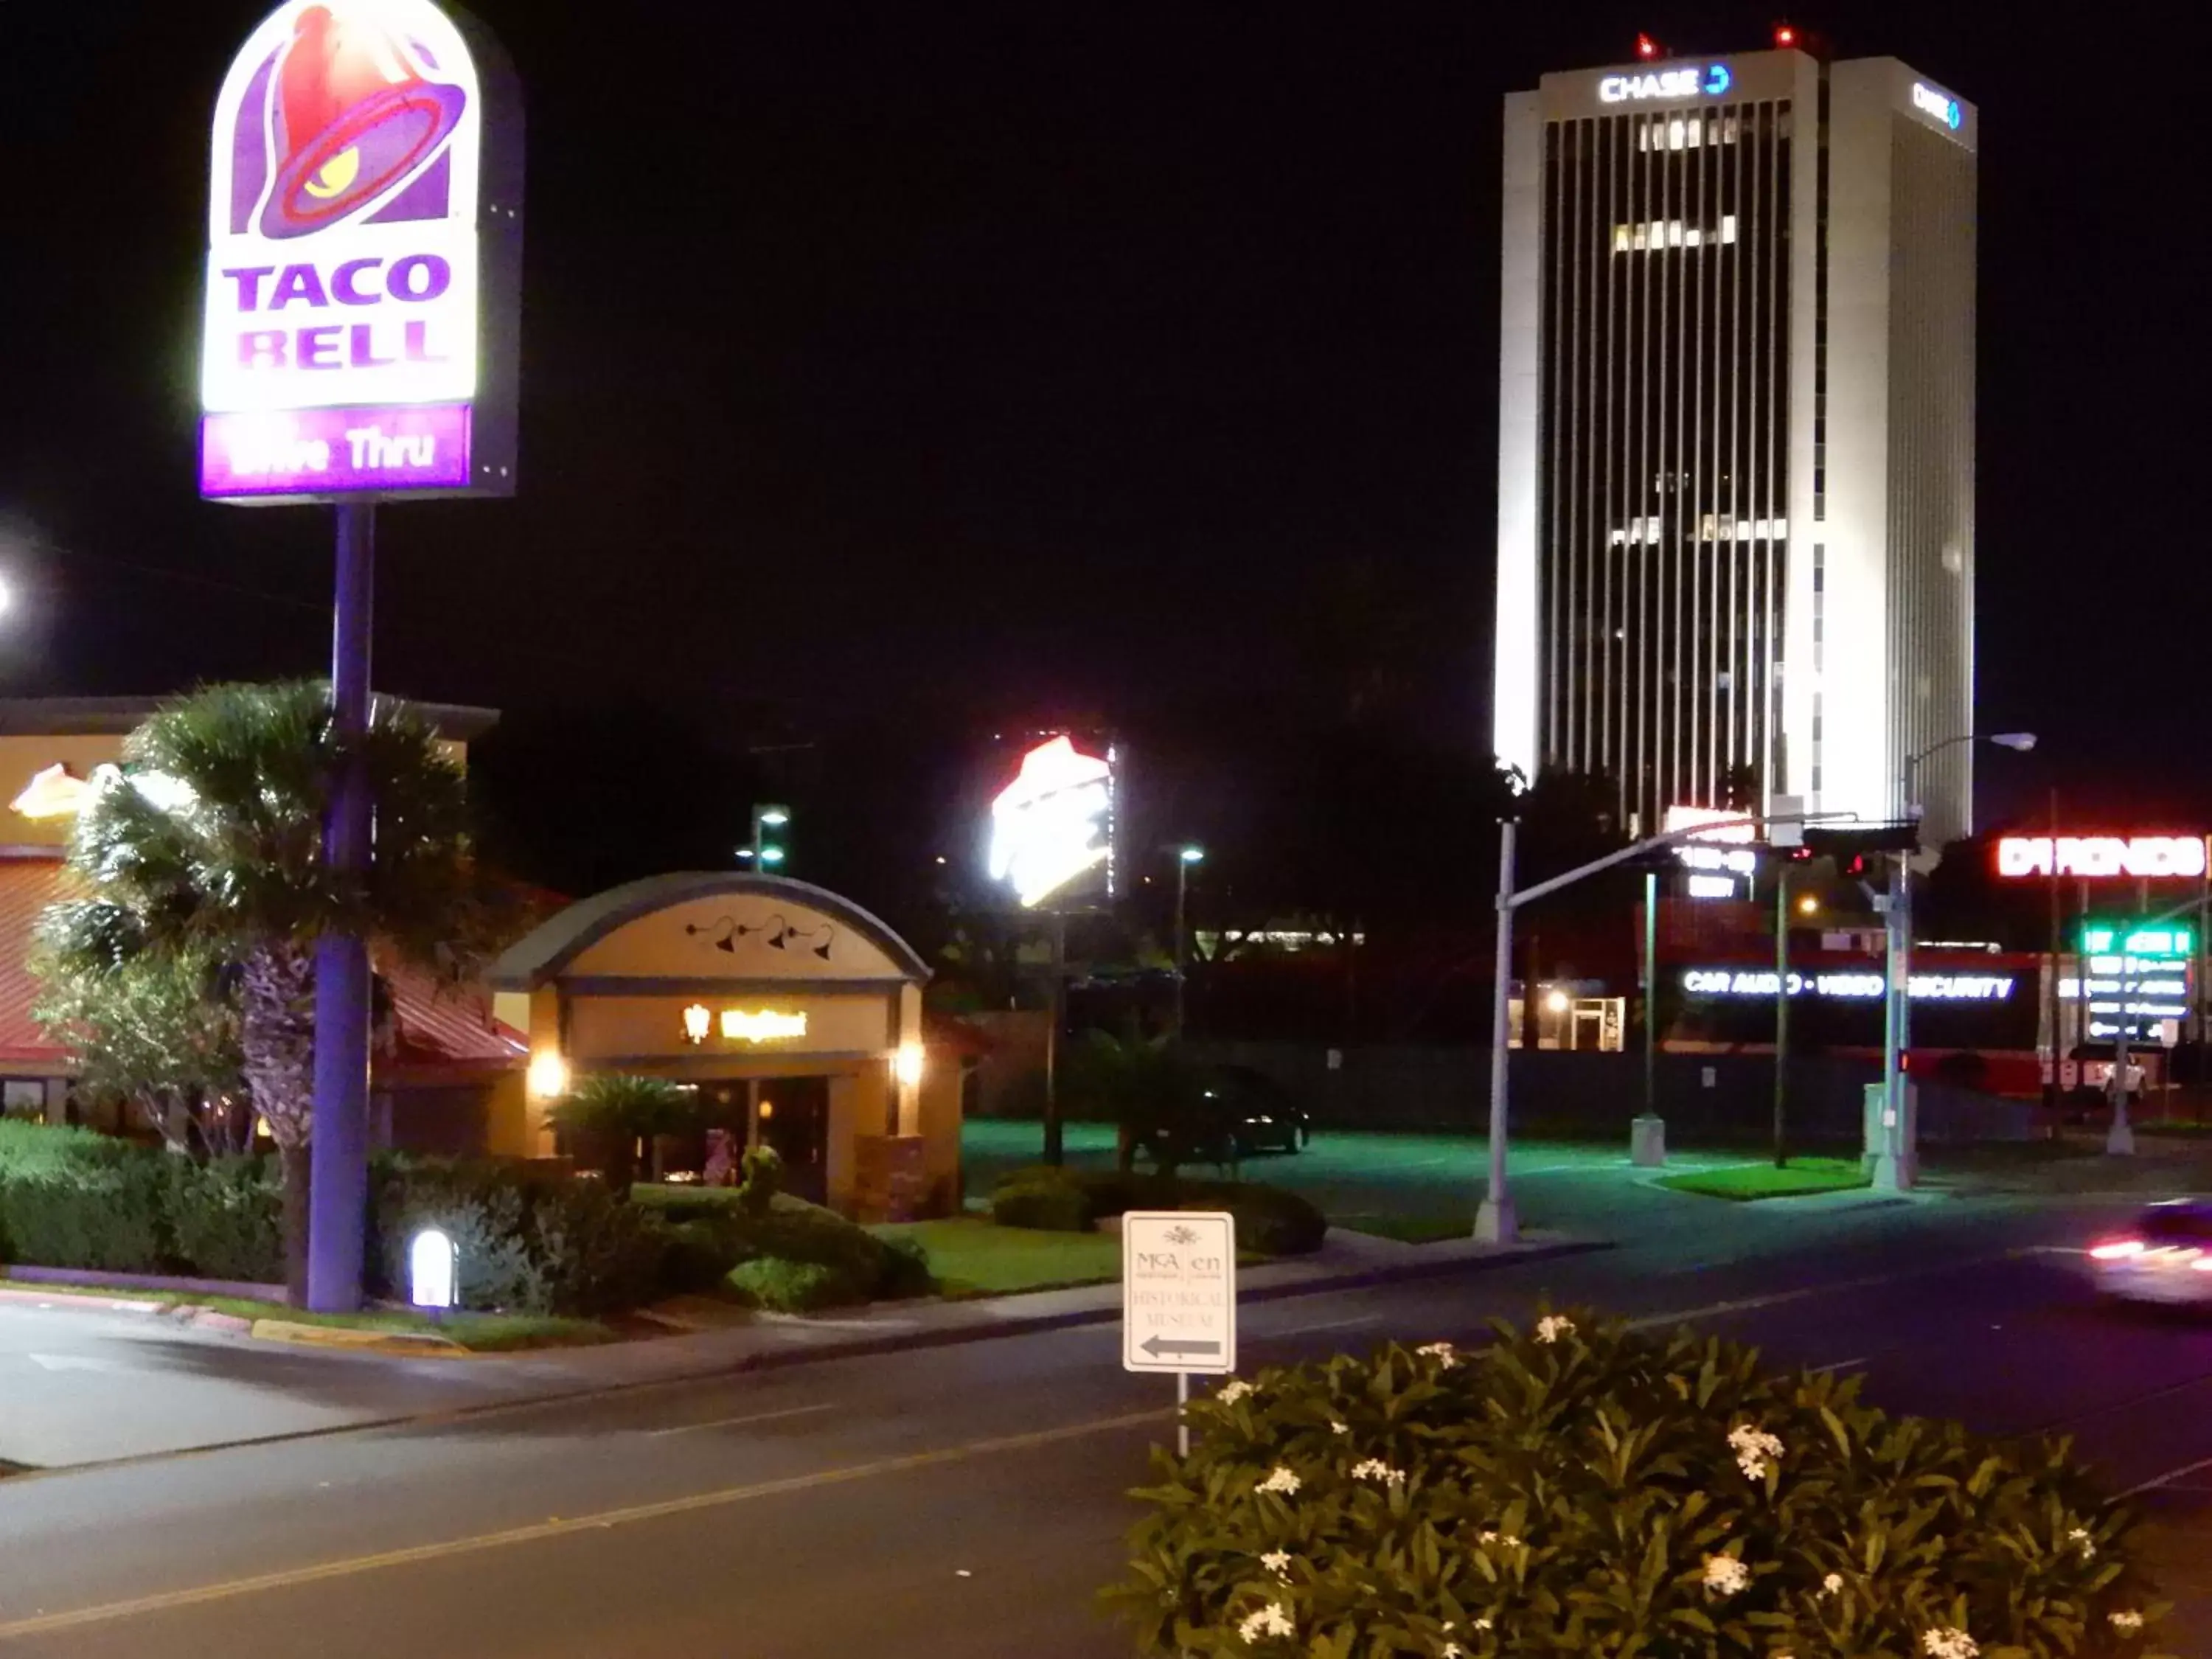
[1878,731,2037,1191]
[1174,846,1203,1039]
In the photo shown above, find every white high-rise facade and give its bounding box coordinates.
[1494,49,1978,842]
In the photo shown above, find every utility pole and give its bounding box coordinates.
[1043,909,1067,1165]
[1643,869,1658,1121]
[1173,846,1203,1040]
[2045,786,2062,1121]
[1773,861,1791,1168]
[1477,821,1518,1245]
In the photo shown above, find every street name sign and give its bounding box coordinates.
[1121,1211,1236,1375]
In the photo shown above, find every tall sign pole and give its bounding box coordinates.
[204,1,524,1311]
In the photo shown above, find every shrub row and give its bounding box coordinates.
[0,1125,667,1315]
[635,1181,933,1312]
[0,1125,942,1318]
[1110,1311,2171,1657]
[0,1123,282,1283]
[990,1165,1327,1256]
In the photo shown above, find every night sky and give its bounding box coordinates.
[3,2,2202,897]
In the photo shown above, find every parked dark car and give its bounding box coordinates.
[1200,1065,1311,1157]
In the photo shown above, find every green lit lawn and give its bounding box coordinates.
[869,1218,1122,1298]
[1656,1158,1871,1202]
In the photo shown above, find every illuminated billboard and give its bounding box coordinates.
[201,1,523,503]
[986,734,1119,911]
[2068,921,2197,1046]
[1995,835,2207,881]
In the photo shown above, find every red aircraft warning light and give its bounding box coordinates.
[1774,22,1799,49]
[1635,32,1662,60]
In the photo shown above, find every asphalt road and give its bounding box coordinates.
[1,1186,2209,1656]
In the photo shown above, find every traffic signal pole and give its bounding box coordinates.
[1478,808,1851,1244]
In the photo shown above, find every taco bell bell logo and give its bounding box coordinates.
[201,1,501,501]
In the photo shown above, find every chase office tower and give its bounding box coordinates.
[1492,47,1978,844]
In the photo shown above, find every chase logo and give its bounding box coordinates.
[1912,81,1964,132]
[1599,63,1733,104]
[224,3,470,239]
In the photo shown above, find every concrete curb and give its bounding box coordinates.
[247,1319,469,1358]
[0,1236,1614,1486]
[524,1235,1617,1385]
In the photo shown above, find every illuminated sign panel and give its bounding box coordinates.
[1681,968,2017,1003]
[202,1,521,502]
[1599,63,1733,103]
[1912,81,1964,131]
[1995,835,2207,880]
[987,735,1118,910]
[2073,922,2196,1045]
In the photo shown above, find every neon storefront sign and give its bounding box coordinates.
[1681,968,2016,1003]
[1996,836,2207,880]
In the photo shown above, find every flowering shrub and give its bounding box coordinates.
[1107,1312,2174,1658]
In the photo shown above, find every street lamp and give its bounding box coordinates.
[1174,846,1204,1038]
[1879,731,2037,1190]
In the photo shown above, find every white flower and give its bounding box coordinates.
[1330,1421,1350,1435]
[2069,1526,2096,1560]
[1702,1554,1751,1597]
[1259,1550,1291,1579]
[1441,1647,1463,1658]
[1822,1573,1844,1596]
[1350,1458,1407,1486]
[1217,1380,1254,1405]
[1921,1630,1980,1659]
[1475,1529,1520,1549]
[1417,1340,1461,1368]
[2110,1610,2144,1633]
[1473,1618,1493,1630]
[1237,1602,1296,1642]
[1727,1422,1786,1480]
[1255,1466,1301,1496]
[1534,1314,1575,1344]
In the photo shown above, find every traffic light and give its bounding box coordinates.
[750,803,791,872]
[1801,822,1919,879]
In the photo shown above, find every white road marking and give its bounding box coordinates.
[0,1406,1167,1639]
[642,1403,835,1439]
[2119,1452,2212,1499]
[1267,1314,1383,1338]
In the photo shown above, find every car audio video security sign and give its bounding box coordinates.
[201,1,523,503]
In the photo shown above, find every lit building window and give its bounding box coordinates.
[1613,224,1630,253]
[1721,214,1739,244]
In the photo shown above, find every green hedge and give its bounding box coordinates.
[988,1166,1327,1255]
[1110,1311,2171,1657]
[0,1126,669,1316]
[633,1184,936,1310]
[0,1124,934,1316]
[0,1123,273,1279]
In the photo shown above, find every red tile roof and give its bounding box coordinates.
[0,853,525,1080]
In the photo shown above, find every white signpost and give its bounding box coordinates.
[1122,1210,1237,1456]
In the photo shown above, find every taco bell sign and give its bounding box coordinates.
[201,1,524,503]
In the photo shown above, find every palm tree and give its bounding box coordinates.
[41,681,478,1300]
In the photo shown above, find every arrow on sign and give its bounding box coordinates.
[1141,1335,1222,1360]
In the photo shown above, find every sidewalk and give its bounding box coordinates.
[449,1227,1603,1394]
[0,1229,1601,1470]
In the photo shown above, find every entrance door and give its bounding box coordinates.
[757,1076,831,1206]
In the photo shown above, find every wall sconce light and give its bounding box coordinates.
[682,1004,712,1045]
[526,1051,570,1100]
[894,1042,925,1088]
